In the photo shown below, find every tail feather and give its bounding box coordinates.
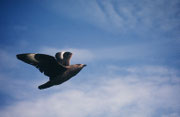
[38,81,53,90]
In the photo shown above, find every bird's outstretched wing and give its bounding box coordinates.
[55,52,72,66]
[16,53,67,78]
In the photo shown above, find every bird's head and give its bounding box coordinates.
[82,64,87,67]
[77,64,87,68]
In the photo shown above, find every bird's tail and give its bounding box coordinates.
[38,81,53,90]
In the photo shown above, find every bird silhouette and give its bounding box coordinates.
[16,52,86,90]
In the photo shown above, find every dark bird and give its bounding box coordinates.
[16,52,86,90]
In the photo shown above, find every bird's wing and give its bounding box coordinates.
[55,52,72,66]
[16,53,67,78]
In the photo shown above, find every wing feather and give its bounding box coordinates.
[16,53,66,77]
[55,52,72,66]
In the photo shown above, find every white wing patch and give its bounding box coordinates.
[27,53,39,63]
[60,51,65,59]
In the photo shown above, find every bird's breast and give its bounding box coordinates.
[52,68,82,85]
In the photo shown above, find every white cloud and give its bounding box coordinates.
[0,65,180,117]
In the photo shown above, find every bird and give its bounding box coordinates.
[16,52,86,90]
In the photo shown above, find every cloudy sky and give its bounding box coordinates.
[0,0,180,117]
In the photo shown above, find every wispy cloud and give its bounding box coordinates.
[47,0,180,34]
[0,65,179,117]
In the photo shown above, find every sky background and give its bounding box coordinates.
[0,0,180,117]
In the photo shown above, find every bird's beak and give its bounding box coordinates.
[83,64,87,67]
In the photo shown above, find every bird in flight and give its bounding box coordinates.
[16,52,86,90]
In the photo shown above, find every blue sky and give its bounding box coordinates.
[0,0,180,117]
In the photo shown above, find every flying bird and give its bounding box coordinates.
[16,52,86,90]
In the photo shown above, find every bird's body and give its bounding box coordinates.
[39,64,86,89]
[16,52,86,90]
